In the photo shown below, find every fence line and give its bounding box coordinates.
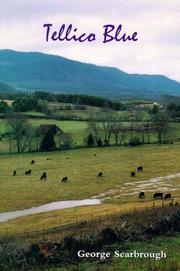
[1,200,178,241]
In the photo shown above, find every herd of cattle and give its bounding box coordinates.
[129,166,173,201]
[12,159,69,183]
[12,156,173,201]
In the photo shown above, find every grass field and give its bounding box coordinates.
[0,144,179,236]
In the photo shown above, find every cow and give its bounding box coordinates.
[94,154,96,157]
[164,193,171,200]
[137,166,143,172]
[61,176,68,183]
[40,172,47,180]
[25,169,32,176]
[66,157,70,159]
[13,170,16,176]
[31,160,35,165]
[98,172,103,177]
[153,192,163,199]
[139,192,145,199]
[131,172,136,177]
[46,158,52,160]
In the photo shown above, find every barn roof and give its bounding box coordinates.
[39,124,63,134]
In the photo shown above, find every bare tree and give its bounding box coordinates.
[6,114,32,153]
[152,113,170,144]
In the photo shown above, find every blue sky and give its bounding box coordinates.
[0,0,179,81]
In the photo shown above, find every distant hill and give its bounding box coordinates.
[0,49,179,98]
[0,81,16,93]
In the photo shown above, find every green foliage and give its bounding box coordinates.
[12,96,48,113]
[0,100,10,113]
[151,104,159,114]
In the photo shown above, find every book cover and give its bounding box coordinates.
[0,1,179,270]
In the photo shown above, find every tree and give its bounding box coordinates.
[0,101,10,113]
[152,113,170,144]
[111,118,123,145]
[6,114,32,153]
[87,134,94,146]
[88,112,102,145]
[151,105,159,114]
[167,103,177,119]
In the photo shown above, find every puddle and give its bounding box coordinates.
[93,172,180,200]
[0,173,179,223]
[0,199,101,223]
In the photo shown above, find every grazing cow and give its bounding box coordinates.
[164,193,171,200]
[61,176,68,183]
[31,160,35,165]
[98,172,103,177]
[139,192,145,199]
[13,170,16,176]
[25,169,32,176]
[40,172,47,180]
[131,172,136,177]
[137,166,143,172]
[153,192,163,199]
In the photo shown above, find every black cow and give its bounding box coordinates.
[131,172,136,177]
[46,158,52,160]
[137,166,143,172]
[40,172,47,180]
[164,193,171,200]
[94,154,96,157]
[139,192,145,199]
[61,176,68,183]
[31,160,35,165]
[98,172,103,177]
[153,192,163,199]
[13,170,16,176]
[25,169,32,175]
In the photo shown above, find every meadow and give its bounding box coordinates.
[0,98,180,270]
[0,144,179,236]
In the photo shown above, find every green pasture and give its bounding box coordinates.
[0,144,179,212]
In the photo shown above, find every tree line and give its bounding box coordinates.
[0,91,126,113]
[86,110,172,147]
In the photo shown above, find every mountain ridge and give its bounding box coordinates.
[0,49,179,98]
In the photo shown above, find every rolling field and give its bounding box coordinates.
[0,145,179,236]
